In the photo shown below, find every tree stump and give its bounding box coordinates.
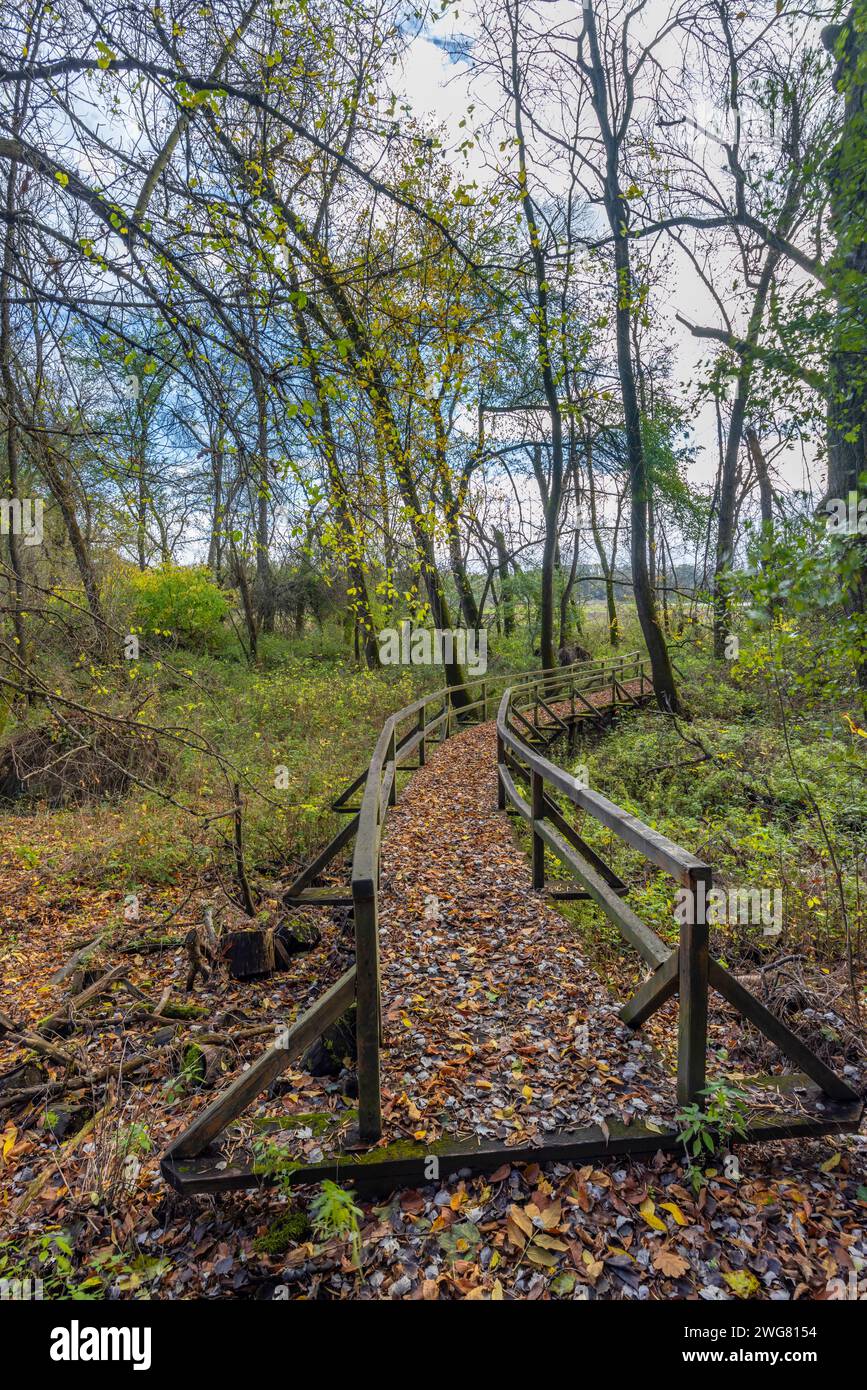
[224,919,321,980]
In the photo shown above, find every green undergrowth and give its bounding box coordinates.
[549,638,866,973]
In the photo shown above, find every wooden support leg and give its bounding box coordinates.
[354,884,382,1141]
[496,731,506,810]
[387,727,397,806]
[677,868,710,1106]
[531,769,545,889]
[708,959,859,1102]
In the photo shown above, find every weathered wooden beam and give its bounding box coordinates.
[531,769,545,889]
[498,762,531,822]
[532,818,671,968]
[283,813,359,900]
[165,967,357,1159]
[708,959,859,1102]
[161,1078,862,1196]
[285,888,353,907]
[620,950,679,1027]
[498,711,710,887]
[332,766,368,809]
[354,882,382,1141]
[539,792,628,894]
[163,1116,684,1195]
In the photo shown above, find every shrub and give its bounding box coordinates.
[125,565,231,651]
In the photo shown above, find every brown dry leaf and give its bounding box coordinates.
[526,1245,559,1268]
[538,1199,562,1230]
[533,1233,569,1252]
[508,1203,534,1239]
[653,1246,690,1279]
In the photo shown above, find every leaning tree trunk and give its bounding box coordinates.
[585,440,619,647]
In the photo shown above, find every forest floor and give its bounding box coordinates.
[1,685,866,1300]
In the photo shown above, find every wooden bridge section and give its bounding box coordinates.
[162,655,861,1197]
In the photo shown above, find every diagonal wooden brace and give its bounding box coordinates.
[620,950,679,1027]
[708,959,859,1102]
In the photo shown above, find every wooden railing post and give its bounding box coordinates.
[417,704,426,766]
[677,866,711,1106]
[353,879,382,1141]
[387,725,397,805]
[496,730,506,810]
[531,767,545,889]
[481,680,488,721]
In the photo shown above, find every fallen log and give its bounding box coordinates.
[38,964,130,1036]
[6,1029,77,1068]
[0,1054,154,1109]
[47,935,106,986]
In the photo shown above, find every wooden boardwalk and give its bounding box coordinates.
[162,658,861,1195]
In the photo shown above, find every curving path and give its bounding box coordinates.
[374,685,677,1147]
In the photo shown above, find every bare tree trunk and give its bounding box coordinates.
[0,153,27,663]
[822,10,867,701]
[509,3,564,671]
[583,7,679,710]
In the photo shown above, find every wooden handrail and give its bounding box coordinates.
[495,666,858,1111]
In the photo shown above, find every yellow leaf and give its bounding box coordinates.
[820,1150,841,1173]
[1,1126,17,1163]
[639,1197,667,1232]
[521,1084,533,1101]
[724,1270,760,1298]
[490,1278,504,1300]
[660,1201,688,1226]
